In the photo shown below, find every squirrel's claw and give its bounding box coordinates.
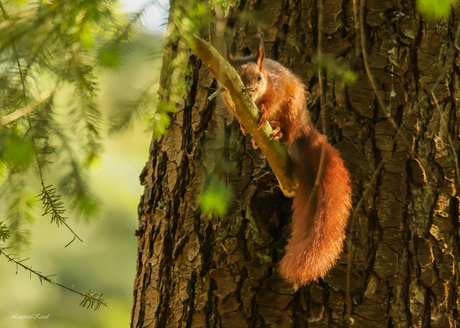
[239,122,248,135]
[258,111,268,127]
[257,103,268,128]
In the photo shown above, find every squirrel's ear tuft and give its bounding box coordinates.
[256,43,264,70]
[255,27,265,70]
[226,43,236,64]
[227,52,235,64]
[227,48,236,64]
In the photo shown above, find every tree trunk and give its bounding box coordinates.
[131,0,460,327]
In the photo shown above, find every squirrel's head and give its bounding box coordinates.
[228,43,267,102]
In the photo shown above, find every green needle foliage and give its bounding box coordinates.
[39,182,83,246]
[80,289,107,310]
[2,176,35,251]
[417,0,458,19]
[0,0,136,247]
[0,221,10,242]
[0,0,153,310]
[109,79,160,135]
[39,184,66,226]
[200,174,232,217]
[313,54,357,85]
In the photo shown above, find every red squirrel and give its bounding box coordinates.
[224,42,352,285]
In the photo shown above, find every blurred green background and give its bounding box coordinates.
[0,32,163,327]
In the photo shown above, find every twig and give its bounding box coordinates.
[0,249,106,310]
[358,0,414,154]
[0,88,56,125]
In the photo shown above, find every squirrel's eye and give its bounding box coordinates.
[257,74,262,82]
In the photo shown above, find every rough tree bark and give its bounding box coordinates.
[131,0,460,327]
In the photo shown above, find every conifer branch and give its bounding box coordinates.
[0,249,107,310]
[3,0,83,245]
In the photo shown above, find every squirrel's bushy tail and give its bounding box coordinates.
[279,133,352,285]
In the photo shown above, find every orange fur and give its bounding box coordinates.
[225,47,352,285]
[281,133,352,284]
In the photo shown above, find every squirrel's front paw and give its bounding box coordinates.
[269,121,284,141]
